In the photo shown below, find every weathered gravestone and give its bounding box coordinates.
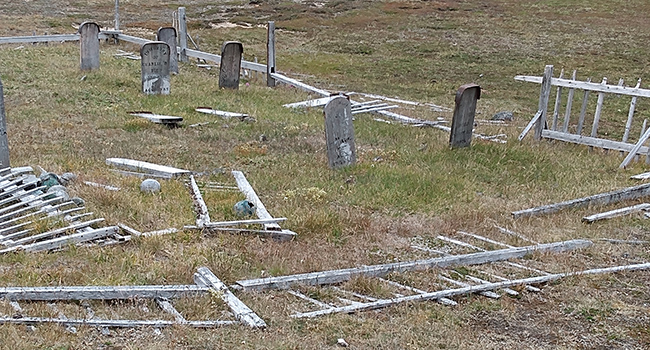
[219,41,243,89]
[0,78,9,169]
[78,22,100,71]
[156,27,178,74]
[140,42,171,95]
[449,83,481,148]
[324,96,356,168]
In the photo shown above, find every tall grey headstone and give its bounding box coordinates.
[140,42,171,95]
[324,96,356,169]
[157,27,178,74]
[449,83,481,148]
[78,22,100,71]
[0,78,9,169]
[219,41,243,90]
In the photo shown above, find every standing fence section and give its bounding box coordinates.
[516,66,650,167]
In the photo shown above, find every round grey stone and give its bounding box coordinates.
[47,185,68,194]
[140,179,161,193]
[71,197,85,207]
[491,111,514,121]
[60,172,78,185]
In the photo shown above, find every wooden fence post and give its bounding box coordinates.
[266,21,276,87]
[157,27,178,74]
[78,22,100,71]
[114,0,120,30]
[324,96,356,168]
[177,7,188,63]
[219,41,243,90]
[534,65,554,140]
[0,78,9,169]
[449,84,481,148]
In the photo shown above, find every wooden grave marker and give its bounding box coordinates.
[78,22,100,71]
[449,84,481,148]
[156,27,178,74]
[324,96,356,168]
[219,41,243,89]
[140,42,171,95]
[0,78,9,169]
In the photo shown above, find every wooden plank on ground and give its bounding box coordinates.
[512,182,650,218]
[188,175,210,228]
[128,111,182,124]
[235,239,592,291]
[292,262,650,318]
[582,203,650,223]
[0,285,208,301]
[0,317,235,328]
[194,267,267,328]
[106,158,190,178]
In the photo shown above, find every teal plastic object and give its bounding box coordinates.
[233,200,255,217]
[39,172,61,188]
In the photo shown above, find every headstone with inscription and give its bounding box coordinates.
[140,42,171,95]
[156,27,178,74]
[324,96,356,169]
[219,41,243,89]
[0,78,9,169]
[449,83,481,148]
[78,22,100,71]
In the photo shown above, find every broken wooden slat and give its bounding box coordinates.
[463,275,519,296]
[292,262,650,318]
[620,127,650,168]
[562,70,577,132]
[582,203,650,223]
[541,129,649,154]
[0,285,208,301]
[128,111,183,124]
[599,238,649,245]
[195,108,249,119]
[283,96,336,109]
[287,290,333,309]
[193,267,267,328]
[4,218,105,246]
[140,228,178,237]
[590,77,608,139]
[155,297,187,323]
[188,175,210,228]
[438,274,500,299]
[512,182,650,218]
[202,217,287,229]
[5,226,118,253]
[0,317,236,328]
[235,239,592,291]
[456,230,514,248]
[378,277,457,306]
[350,104,398,115]
[106,158,190,178]
[518,110,542,142]
[551,69,565,131]
[622,79,642,143]
[576,77,592,135]
[83,181,121,191]
[110,169,172,180]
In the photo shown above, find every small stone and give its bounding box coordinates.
[47,185,70,201]
[337,338,349,347]
[71,197,85,207]
[259,134,267,142]
[491,111,514,121]
[60,172,78,185]
[140,179,161,193]
[233,200,255,217]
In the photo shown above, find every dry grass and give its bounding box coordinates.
[0,0,649,349]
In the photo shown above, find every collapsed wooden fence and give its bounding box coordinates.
[516,65,650,168]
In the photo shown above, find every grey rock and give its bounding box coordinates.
[71,197,85,207]
[60,172,78,185]
[140,179,161,193]
[492,111,514,121]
